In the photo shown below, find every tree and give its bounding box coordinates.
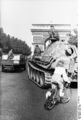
[68,29,78,47]
[0,27,31,55]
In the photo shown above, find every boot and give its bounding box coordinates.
[60,97,70,104]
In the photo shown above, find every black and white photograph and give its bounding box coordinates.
[0,0,78,120]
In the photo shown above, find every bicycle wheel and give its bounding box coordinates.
[61,87,70,104]
[44,97,56,110]
[60,97,70,104]
[44,88,57,110]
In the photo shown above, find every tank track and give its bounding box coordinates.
[27,60,54,88]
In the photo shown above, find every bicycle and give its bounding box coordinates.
[44,81,70,110]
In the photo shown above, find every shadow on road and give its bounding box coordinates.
[1,69,26,73]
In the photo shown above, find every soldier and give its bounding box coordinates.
[34,45,41,56]
[49,25,59,41]
[45,25,59,48]
[8,49,14,59]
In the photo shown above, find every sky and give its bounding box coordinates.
[1,0,77,48]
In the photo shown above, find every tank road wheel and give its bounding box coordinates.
[32,69,35,80]
[33,70,36,81]
[39,73,44,87]
[30,69,33,80]
[30,68,32,79]
[34,71,36,82]
[27,65,30,78]
[28,66,31,79]
[36,71,39,84]
[29,67,32,80]
[2,65,5,72]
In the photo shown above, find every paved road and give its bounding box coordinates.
[0,69,77,120]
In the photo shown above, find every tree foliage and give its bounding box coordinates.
[0,28,31,55]
[68,29,78,47]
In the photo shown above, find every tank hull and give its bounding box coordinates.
[27,60,54,88]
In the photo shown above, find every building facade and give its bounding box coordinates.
[31,24,71,52]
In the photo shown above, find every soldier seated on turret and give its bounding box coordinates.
[45,25,59,48]
[49,25,59,41]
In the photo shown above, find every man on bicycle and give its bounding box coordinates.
[51,61,71,103]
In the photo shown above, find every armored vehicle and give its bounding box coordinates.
[27,26,77,88]
[1,50,26,71]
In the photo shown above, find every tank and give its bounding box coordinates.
[27,26,77,88]
[1,50,26,72]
